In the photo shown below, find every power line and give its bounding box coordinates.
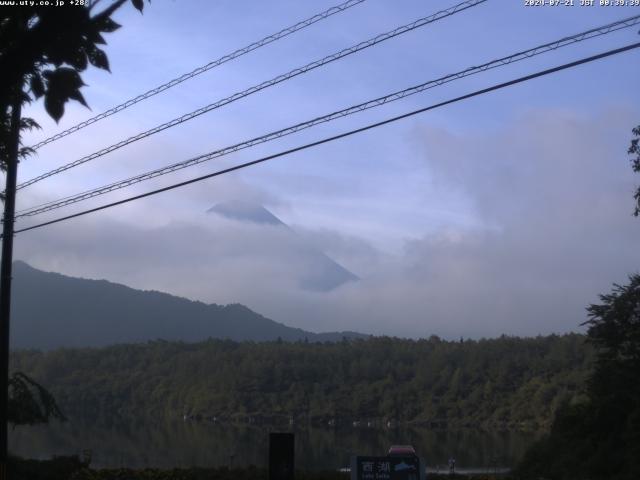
[16,14,640,219]
[13,42,640,236]
[16,0,486,191]
[28,0,368,151]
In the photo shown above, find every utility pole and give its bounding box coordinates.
[0,92,22,480]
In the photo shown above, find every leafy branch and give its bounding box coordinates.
[8,372,65,428]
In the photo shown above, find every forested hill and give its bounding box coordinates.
[10,261,365,349]
[11,334,592,430]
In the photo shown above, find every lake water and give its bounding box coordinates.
[9,419,538,471]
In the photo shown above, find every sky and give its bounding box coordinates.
[12,0,640,338]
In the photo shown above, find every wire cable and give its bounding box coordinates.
[16,14,640,219]
[13,42,640,235]
[28,0,368,151]
[16,0,487,191]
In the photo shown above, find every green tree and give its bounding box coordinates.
[10,335,591,429]
[1,0,148,165]
[585,276,640,403]
[517,126,640,479]
[7,372,64,428]
[0,0,148,472]
[629,125,640,216]
[518,276,640,480]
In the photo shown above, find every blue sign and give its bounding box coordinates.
[351,456,425,480]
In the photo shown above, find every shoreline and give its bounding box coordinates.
[9,456,517,480]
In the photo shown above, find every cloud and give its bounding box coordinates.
[398,107,640,334]
[13,107,640,339]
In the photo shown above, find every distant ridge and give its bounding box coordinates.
[208,201,359,292]
[10,261,367,350]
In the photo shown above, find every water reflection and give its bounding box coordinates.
[9,418,538,471]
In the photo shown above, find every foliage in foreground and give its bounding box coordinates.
[69,467,347,480]
[69,470,508,480]
[8,456,514,480]
[1,0,148,174]
[8,372,65,427]
[8,455,87,480]
[8,457,349,480]
[630,125,640,216]
[516,275,640,480]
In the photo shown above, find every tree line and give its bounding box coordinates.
[10,334,591,431]
[516,275,640,480]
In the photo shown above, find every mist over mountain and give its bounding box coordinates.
[208,201,359,292]
[208,201,285,226]
[10,261,366,350]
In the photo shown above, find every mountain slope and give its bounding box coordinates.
[10,261,366,350]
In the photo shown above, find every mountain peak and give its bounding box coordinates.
[207,201,359,292]
[207,201,284,226]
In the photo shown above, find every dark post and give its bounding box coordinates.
[269,432,294,480]
[0,95,22,480]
